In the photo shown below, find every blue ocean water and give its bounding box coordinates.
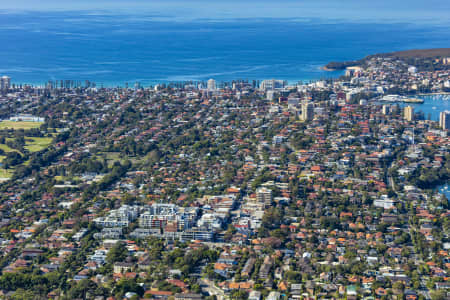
[0,1,449,86]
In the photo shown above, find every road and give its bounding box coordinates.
[389,175,396,192]
[199,278,225,300]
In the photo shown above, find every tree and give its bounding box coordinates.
[224,224,237,241]
[65,279,99,300]
[114,278,144,298]
[106,242,128,264]
[285,271,302,283]
[392,281,405,293]
[9,289,46,300]
[231,290,248,300]
[261,207,282,230]
[430,290,446,300]
[3,151,24,168]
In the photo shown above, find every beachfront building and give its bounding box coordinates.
[0,76,10,90]
[207,78,216,91]
[260,79,286,91]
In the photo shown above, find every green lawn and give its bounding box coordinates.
[0,168,13,179]
[103,152,124,166]
[0,137,52,153]
[0,121,43,130]
[0,133,52,178]
[25,137,53,152]
[0,144,16,153]
[0,136,52,177]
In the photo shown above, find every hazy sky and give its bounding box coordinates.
[1,0,449,23]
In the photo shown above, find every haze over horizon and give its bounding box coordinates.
[1,0,450,24]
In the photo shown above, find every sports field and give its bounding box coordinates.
[0,121,43,130]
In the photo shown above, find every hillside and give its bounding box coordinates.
[379,48,450,58]
[325,48,450,70]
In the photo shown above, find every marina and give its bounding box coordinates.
[376,94,450,121]
[399,94,450,121]
[378,94,424,103]
[437,183,450,201]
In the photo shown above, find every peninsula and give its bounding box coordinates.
[324,48,450,71]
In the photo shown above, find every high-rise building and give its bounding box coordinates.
[260,79,286,91]
[301,102,314,121]
[382,105,390,115]
[256,187,272,208]
[440,110,450,130]
[1,76,11,90]
[207,78,216,91]
[266,90,276,101]
[404,106,414,121]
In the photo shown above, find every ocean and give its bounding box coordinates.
[0,1,450,86]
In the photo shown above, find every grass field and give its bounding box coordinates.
[103,152,123,166]
[0,168,13,179]
[0,137,52,153]
[0,144,17,153]
[0,124,51,179]
[0,121,43,130]
[25,137,53,152]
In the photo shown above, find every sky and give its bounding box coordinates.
[1,0,450,23]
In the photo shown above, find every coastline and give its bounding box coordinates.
[320,66,337,72]
[323,47,450,71]
[417,92,450,96]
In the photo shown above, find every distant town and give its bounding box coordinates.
[0,52,448,300]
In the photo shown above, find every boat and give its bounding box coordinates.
[404,98,424,103]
